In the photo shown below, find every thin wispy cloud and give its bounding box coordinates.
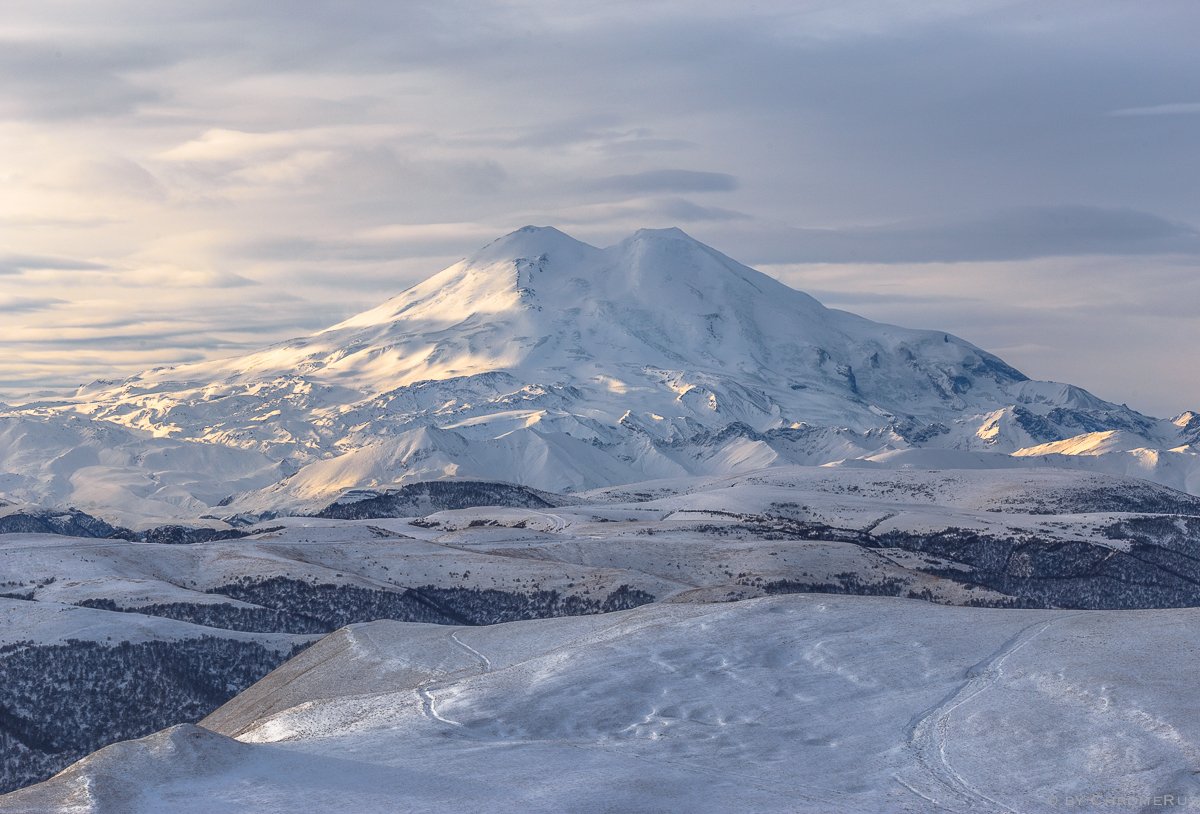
[590,170,739,195]
[0,255,110,275]
[1108,102,1200,117]
[0,296,66,314]
[732,206,1200,265]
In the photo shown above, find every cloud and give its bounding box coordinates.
[1,0,1199,416]
[730,206,1200,265]
[45,157,168,202]
[0,296,66,314]
[238,236,421,264]
[763,251,1200,416]
[656,199,749,222]
[1108,102,1200,117]
[0,37,169,120]
[122,267,258,289]
[802,289,972,307]
[536,198,750,231]
[589,170,739,194]
[0,255,110,275]
[474,117,695,154]
[158,129,308,163]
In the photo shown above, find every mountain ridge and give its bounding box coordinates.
[2,225,1196,518]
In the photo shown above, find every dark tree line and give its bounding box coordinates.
[315,480,558,519]
[81,577,655,632]
[0,637,307,795]
[4,578,655,795]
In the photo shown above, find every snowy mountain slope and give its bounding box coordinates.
[58,226,1034,428]
[1010,430,1200,493]
[314,480,565,519]
[1176,410,1200,443]
[0,595,313,796]
[0,413,288,526]
[0,516,661,794]
[0,597,307,651]
[3,224,1197,811]
[8,595,1200,813]
[4,464,1200,795]
[5,225,1193,519]
[0,502,127,538]
[0,522,670,616]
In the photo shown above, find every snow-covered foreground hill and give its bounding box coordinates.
[3,226,1197,521]
[6,594,1200,814]
[4,464,1200,797]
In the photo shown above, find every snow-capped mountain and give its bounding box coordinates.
[0,413,286,527]
[5,226,1197,519]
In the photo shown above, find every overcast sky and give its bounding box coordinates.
[2,0,1198,416]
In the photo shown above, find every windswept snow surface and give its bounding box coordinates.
[0,414,287,526]
[8,465,1200,621]
[1,226,1194,520]
[4,466,1200,805]
[6,595,1200,813]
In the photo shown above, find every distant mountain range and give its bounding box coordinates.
[3,226,1196,524]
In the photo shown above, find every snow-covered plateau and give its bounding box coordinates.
[2,227,1199,810]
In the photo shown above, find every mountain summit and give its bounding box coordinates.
[6,226,1197,516]
[97,225,1032,421]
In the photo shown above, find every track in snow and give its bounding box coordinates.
[899,614,1075,813]
[449,630,492,673]
[415,628,493,728]
[417,681,463,727]
[527,511,568,532]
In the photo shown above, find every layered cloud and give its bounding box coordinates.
[723,207,1200,265]
[1,1,1198,414]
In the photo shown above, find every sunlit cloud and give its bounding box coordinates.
[0,0,1197,417]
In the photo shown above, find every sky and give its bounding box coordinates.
[1,0,1198,416]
